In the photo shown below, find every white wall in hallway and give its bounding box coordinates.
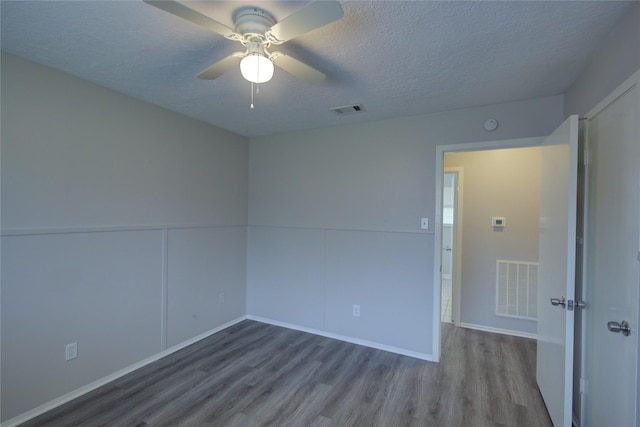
[445,147,542,334]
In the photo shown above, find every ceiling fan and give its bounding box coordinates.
[144,0,344,85]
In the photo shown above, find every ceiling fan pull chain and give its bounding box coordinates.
[250,81,255,109]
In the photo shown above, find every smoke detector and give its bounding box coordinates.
[484,119,499,131]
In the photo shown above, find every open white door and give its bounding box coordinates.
[536,115,579,427]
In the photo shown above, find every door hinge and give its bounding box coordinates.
[567,299,586,311]
[580,378,587,394]
[584,149,591,166]
[567,299,587,311]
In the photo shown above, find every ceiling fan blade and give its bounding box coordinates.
[144,1,235,37]
[197,53,244,80]
[271,53,326,84]
[267,0,343,42]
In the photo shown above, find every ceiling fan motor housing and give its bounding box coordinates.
[234,8,275,38]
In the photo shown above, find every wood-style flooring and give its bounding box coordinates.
[21,320,552,426]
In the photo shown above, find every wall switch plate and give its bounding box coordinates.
[65,342,77,361]
[421,218,429,230]
[353,304,360,317]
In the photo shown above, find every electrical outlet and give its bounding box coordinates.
[353,304,360,317]
[65,342,77,361]
[218,292,225,305]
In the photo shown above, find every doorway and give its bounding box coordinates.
[441,147,541,334]
[432,137,543,362]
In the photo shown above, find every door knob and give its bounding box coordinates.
[550,297,566,308]
[607,320,631,336]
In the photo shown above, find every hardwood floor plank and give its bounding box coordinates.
[315,346,378,420]
[376,357,426,426]
[19,321,552,427]
[234,341,324,417]
[307,414,334,427]
[19,384,124,427]
[104,370,211,427]
[277,382,334,427]
[142,363,256,426]
[313,341,368,386]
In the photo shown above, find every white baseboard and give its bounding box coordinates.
[460,322,537,340]
[1,316,247,427]
[247,315,435,362]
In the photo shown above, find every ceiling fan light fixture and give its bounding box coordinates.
[240,53,274,84]
[144,0,344,85]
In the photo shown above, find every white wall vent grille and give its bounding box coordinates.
[495,260,538,320]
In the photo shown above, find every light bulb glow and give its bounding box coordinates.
[240,54,274,84]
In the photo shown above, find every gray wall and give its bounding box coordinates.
[247,96,563,357]
[0,54,249,421]
[445,147,542,334]
[565,3,640,117]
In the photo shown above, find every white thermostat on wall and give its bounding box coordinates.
[492,217,506,227]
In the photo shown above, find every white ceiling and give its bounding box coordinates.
[1,1,635,137]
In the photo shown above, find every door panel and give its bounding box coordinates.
[583,83,639,427]
[536,115,579,427]
[441,171,457,323]
[441,225,453,277]
[442,172,456,278]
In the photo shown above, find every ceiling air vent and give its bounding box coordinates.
[329,104,366,115]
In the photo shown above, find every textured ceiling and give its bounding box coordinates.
[1,1,635,137]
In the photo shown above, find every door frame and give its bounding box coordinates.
[432,137,543,361]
